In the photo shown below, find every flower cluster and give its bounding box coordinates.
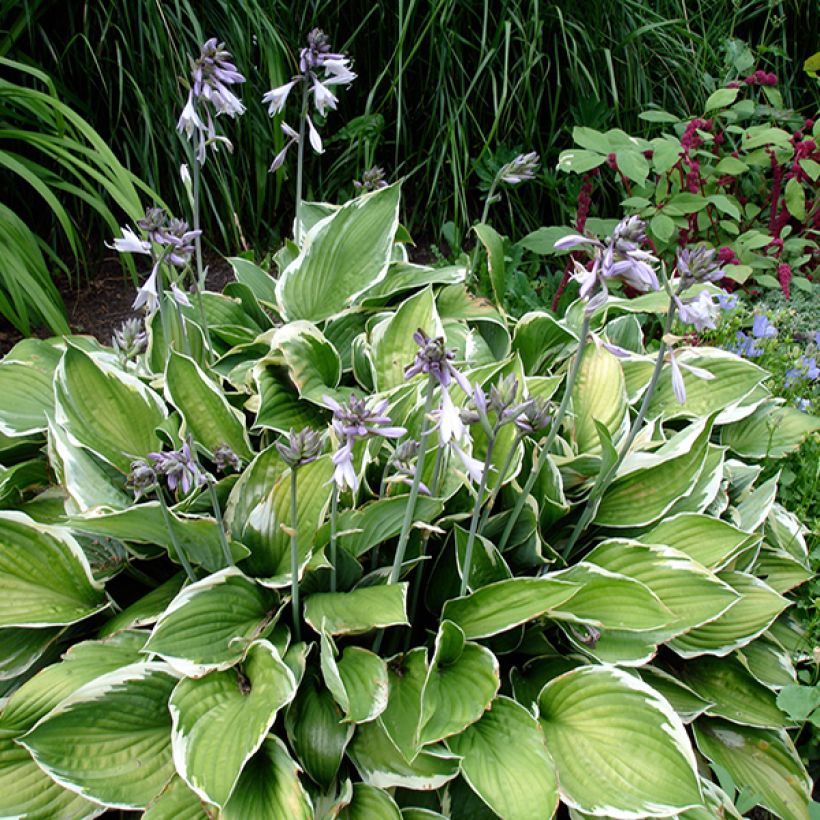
[675,289,720,333]
[177,39,246,164]
[213,443,242,474]
[353,166,388,193]
[555,216,660,311]
[676,244,724,286]
[149,441,208,495]
[325,395,405,491]
[112,318,147,361]
[732,314,777,359]
[275,428,324,469]
[498,152,540,185]
[263,28,356,171]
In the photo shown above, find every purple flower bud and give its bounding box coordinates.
[112,318,147,360]
[149,440,208,495]
[275,428,324,468]
[498,152,540,185]
[214,443,242,473]
[127,459,157,500]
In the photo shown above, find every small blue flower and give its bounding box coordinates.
[751,314,777,340]
[716,292,738,311]
[795,398,811,413]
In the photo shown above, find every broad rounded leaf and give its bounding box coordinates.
[449,696,558,820]
[721,402,820,459]
[538,665,702,818]
[304,584,409,635]
[0,626,62,681]
[20,662,178,810]
[0,339,61,436]
[639,513,751,568]
[339,782,402,819]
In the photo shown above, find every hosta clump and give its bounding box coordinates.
[0,187,818,819]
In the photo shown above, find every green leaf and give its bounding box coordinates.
[474,223,506,308]
[339,783,401,819]
[54,343,166,472]
[144,568,277,676]
[169,639,296,807]
[441,577,578,639]
[682,656,790,728]
[0,339,61,436]
[99,574,185,637]
[670,572,789,658]
[639,513,751,568]
[705,87,740,110]
[615,149,650,186]
[707,194,741,220]
[556,149,606,174]
[357,261,466,306]
[715,157,749,175]
[449,695,558,819]
[268,321,342,403]
[380,647,428,762]
[0,511,105,627]
[784,177,806,220]
[370,286,440,391]
[144,777,209,819]
[277,183,401,321]
[639,109,679,123]
[665,193,708,215]
[419,621,499,745]
[516,226,577,255]
[737,637,796,690]
[285,675,352,790]
[165,351,252,460]
[20,662,178,810]
[722,401,820,459]
[637,666,713,723]
[594,417,713,527]
[0,626,61,681]
[650,212,676,243]
[321,637,389,724]
[513,311,577,373]
[348,719,460,791]
[694,719,811,820]
[222,737,313,819]
[571,343,627,453]
[777,684,820,722]
[539,666,702,817]
[304,584,409,635]
[227,257,278,305]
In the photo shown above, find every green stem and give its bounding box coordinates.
[294,83,309,245]
[208,477,234,568]
[470,176,499,280]
[157,489,196,582]
[329,482,339,593]
[561,290,680,561]
[478,431,523,534]
[497,314,592,551]
[172,296,192,357]
[290,468,301,642]
[191,155,205,290]
[460,434,496,597]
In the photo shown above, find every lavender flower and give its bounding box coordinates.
[555,216,660,311]
[112,318,147,360]
[795,398,811,413]
[450,441,486,484]
[109,226,151,256]
[149,440,208,494]
[386,439,431,495]
[153,218,201,268]
[676,244,724,285]
[214,443,242,473]
[717,292,739,311]
[514,397,552,436]
[354,166,388,193]
[325,395,406,491]
[676,290,720,332]
[275,428,324,468]
[666,350,716,404]
[127,459,157,500]
[751,314,777,339]
[731,331,763,359]
[498,152,540,185]
[785,356,820,387]
[405,329,471,393]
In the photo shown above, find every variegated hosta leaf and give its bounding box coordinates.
[222,737,313,819]
[636,666,713,723]
[735,473,779,532]
[721,400,820,459]
[379,647,428,762]
[448,696,558,820]
[664,442,725,516]
[441,577,579,639]
[357,261,466,307]
[0,338,61,436]
[0,626,62,681]
[143,776,210,819]
[143,568,278,677]
[766,503,808,560]
[669,571,790,658]
[0,511,106,627]
[348,719,460,791]
[594,416,713,527]
[320,634,389,724]
[164,350,253,460]
[338,782,401,819]
[679,656,790,729]
[639,512,753,568]
[755,547,813,594]
[99,573,185,637]
[19,662,179,811]
[276,182,401,321]
[736,637,796,689]
[369,286,441,391]
[304,583,409,636]
[169,639,297,808]
[419,620,499,745]
[571,341,627,454]
[54,343,167,472]
[512,311,577,373]
[694,718,811,820]
[538,665,702,818]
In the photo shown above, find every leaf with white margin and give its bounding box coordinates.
[276,182,401,321]
[538,665,702,818]
[766,503,808,561]
[549,563,672,632]
[339,782,402,819]
[0,630,146,737]
[304,583,409,636]
[320,633,389,724]
[736,637,796,690]
[165,351,253,460]
[448,695,558,820]
[512,311,577,373]
[0,626,62,681]
[169,639,296,808]
[0,338,61,436]
[669,572,789,658]
[348,719,460,791]
[370,286,442,391]
[665,443,725,516]
[636,666,713,723]
[380,647,428,762]
[583,540,739,637]
[755,548,813,594]
[441,577,579,640]
[54,343,166,472]
[0,511,106,627]
[639,513,752,568]
[99,573,185,637]
[594,417,712,527]
[19,662,178,810]
[222,736,313,819]
[0,736,102,819]
[680,656,790,729]
[419,621,499,745]
[143,568,278,677]
[358,261,465,306]
[736,473,779,533]
[143,776,210,819]
[694,718,811,820]
[721,401,820,459]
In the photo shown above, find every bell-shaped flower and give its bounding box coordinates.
[177,91,206,139]
[262,80,297,117]
[311,77,338,116]
[132,262,160,312]
[322,57,357,86]
[676,290,719,332]
[108,226,151,256]
[434,388,466,445]
[306,114,324,153]
[450,441,487,485]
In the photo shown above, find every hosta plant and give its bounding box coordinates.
[0,186,817,819]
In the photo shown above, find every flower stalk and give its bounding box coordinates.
[289,467,301,642]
